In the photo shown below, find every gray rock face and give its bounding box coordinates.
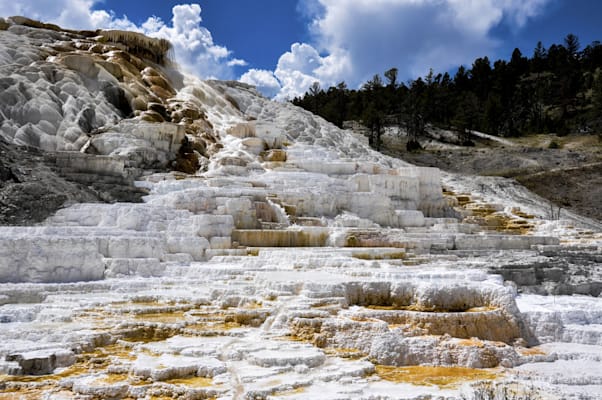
[0,137,147,225]
[6,348,75,375]
[489,245,602,296]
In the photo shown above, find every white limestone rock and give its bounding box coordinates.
[71,374,130,398]
[166,235,209,261]
[210,236,232,249]
[132,354,226,380]
[0,235,105,283]
[368,334,518,368]
[247,345,326,368]
[396,210,426,227]
[104,258,164,278]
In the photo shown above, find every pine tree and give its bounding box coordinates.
[564,33,581,59]
[532,41,547,72]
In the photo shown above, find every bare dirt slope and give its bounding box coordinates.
[381,131,602,222]
[516,162,602,221]
[0,138,147,225]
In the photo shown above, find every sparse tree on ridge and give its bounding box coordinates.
[399,78,427,151]
[309,81,322,96]
[453,92,479,144]
[308,81,322,114]
[533,41,548,72]
[591,69,602,129]
[363,74,384,91]
[384,67,398,88]
[564,33,581,59]
[363,103,384,150]
[362,74,386,150]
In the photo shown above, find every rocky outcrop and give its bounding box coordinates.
[99,30,172,65]
[6,348,75,376]
[490,244,602,296]
[0,17,212,172]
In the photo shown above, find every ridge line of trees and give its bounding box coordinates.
[292,34,602,149]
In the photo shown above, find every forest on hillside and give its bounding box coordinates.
[292,34,602,150]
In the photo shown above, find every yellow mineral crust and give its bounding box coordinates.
[375,365,500,388]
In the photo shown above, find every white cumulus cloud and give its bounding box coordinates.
[227,58,248,67]
[0,0,143,31]
[240,43,351,101]
[0,1,245,80]
[249,0,551,99]
[240,69,282,99]
[303,0,552,87]
[141,4,239,79]
[273,43,349,100]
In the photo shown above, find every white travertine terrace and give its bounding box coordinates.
[0,17,601,399]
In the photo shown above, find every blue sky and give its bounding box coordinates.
[1,0,601,99]
[90,0,310,74]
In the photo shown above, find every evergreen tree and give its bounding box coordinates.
[509,48,528,77]
[564,33,581,59]
[453,92,479,143]
[454,65,470,92]
[308,81,322,114]
[532,41,547,72]
[363,103,385,150]
[471,57,492,101]
[363,74,384,91]
[400,78,427,150]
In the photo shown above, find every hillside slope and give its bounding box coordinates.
[380,129,602,223]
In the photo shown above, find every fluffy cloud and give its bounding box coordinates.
[228,59,248,67]
[249,0,551,99]
[0,0,112,29]
[0,1,244,80]
[302,0,551,87]
[240,69,282,99]
[273,43,349,100]
[139,4,240,79]
[240,43,351,101]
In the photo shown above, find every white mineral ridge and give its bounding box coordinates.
[0,24,184,165]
